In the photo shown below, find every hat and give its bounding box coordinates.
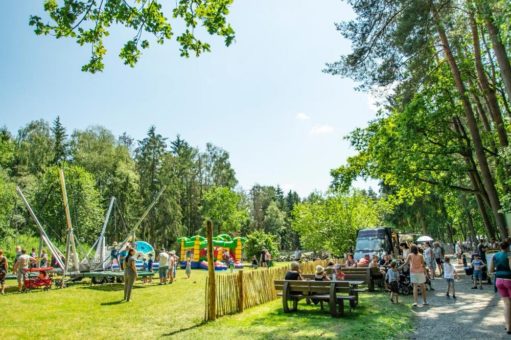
[113,242,118,246]
[170,250,176,255]
[316,265,324,275]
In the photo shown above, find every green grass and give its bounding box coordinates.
[0,269,413,339]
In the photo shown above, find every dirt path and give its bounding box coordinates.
[410,262,508,339]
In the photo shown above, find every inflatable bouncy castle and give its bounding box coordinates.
[178,234,246,270]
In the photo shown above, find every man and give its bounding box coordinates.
[478,239,487,264]
[423,242,436,279]
[358,254,370,267]
[433,242,444,276]
[13,249,34,292]
[158,249,169,285]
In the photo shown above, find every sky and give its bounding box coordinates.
[0,0,378,197]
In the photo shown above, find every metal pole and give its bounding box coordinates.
[59,169,80,274]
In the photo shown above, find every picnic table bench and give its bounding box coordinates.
[274,280,361,317]
[341,267,383,292]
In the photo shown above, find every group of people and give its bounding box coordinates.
[0,246,52,293]
[157,248,187,285]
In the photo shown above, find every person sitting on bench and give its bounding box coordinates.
[285,261,303,280]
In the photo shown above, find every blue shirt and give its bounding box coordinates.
[493,251,511,279]
[386,269,398,283]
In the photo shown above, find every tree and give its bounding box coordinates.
[244,230,280,261]
[0,169,16,238]
[13,120,54,176]
[33,164,103,244]
[29,0,236,73]
[292,191,383,256]
[200,186,248,235]
[326,0,511,239]
[51,116,68,165]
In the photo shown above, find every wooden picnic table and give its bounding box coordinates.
[302,279,365,306]
[274,280,360,317]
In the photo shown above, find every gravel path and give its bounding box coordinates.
[410,262,508,339]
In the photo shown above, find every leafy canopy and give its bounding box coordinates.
[30,0,236,72]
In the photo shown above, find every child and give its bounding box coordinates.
[185,257,192,279]
[385,261,399,304]
[471,254,485,289]
[144,254,153,284]
[443,256,458,298]
[228,257,235,273]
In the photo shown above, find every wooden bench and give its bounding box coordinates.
[274,280,357,317]
[342,267,383,292]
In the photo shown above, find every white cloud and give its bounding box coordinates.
[310,124,334,135]
[295,112,310,120]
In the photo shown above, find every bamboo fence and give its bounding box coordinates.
[204,259,340,320]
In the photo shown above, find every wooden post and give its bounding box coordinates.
[238,270,244,313]
[206,221,216,321]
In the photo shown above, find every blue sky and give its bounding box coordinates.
[0,0,377,197]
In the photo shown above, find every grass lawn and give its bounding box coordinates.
[0,268,413,339]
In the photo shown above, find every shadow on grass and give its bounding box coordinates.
[80,284,149,292]
[161,321,207,337]
[100,300,125,306]
[166,293,413,339]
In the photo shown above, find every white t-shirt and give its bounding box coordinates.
[159,252,169,267]
[443,263,455,279]
[17,254,31,270]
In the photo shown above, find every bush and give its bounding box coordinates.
[244,230,280,261]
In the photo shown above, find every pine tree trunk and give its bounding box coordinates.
[478,3,511,101]
[432,6,507,238]
[469,11,508,147]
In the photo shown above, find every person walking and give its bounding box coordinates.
[0,249,8,294]
[490,241,511,335]
[423,242,436,279]
[386,261,399,304]
[443,256,458,299]
[433,242,444,276]
[13,249,35,292]
[403,244,428,307]
[123,248,138,302]
[185,257,192,279]
[158,249,169,285]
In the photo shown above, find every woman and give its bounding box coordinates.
[0,249,8,294]
[314,265,330,281]
[400,243,410,260]
[123,248,138,302]
[403,244,428,307]
[490,241,511,334]
[284,261,303,280]
[345,254,357,268]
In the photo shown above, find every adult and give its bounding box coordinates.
[0,249,8,294]
[123,248,138,302]
[30,248,37,268]
[158,249,169,285]
[13,249,34,292]
[314,265,330,281]
[478,239,488,264]
[345,254,357,268]
[403,244,428,307]
[400,243,410,260]
[285,262,303,280]
[265,251,272,267]
[455,241,463,264]
[368,255,380,269]
[433,242,445,276]
[260,249,268,268]
[168,251,175,283]
[39,249,48,268]
[490,241,511,334]
[14,245,21,262]
[423,242,436,279]
[357,254,370,267]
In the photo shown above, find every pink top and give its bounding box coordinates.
[409,253,424,273]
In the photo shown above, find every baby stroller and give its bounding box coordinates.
[23,267,53,291]
[398,266,412,295]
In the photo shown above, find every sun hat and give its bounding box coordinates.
[316,265,324,275]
